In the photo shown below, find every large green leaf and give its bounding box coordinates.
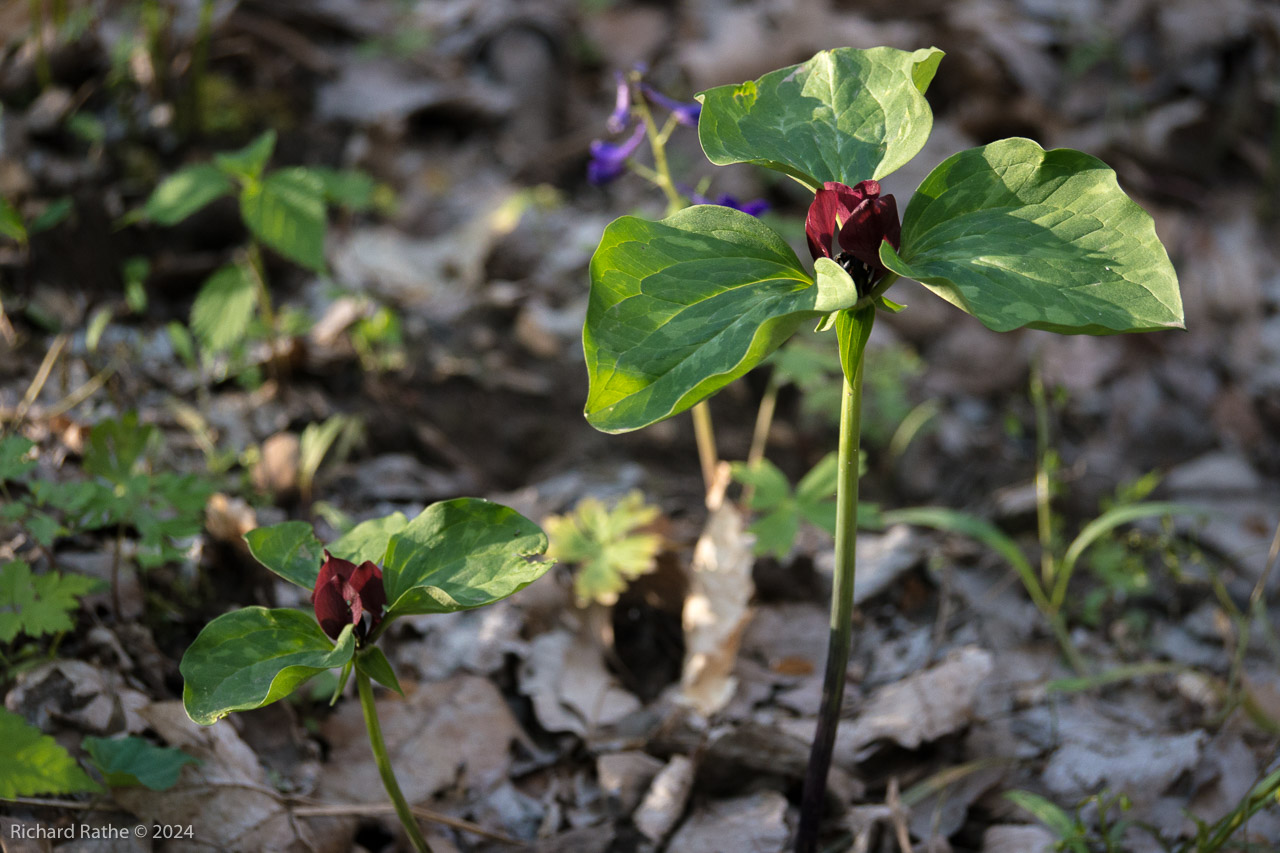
[881,138,1183,334]
[584,205,858,433]
[697,46,943,190]
[181,608,354,725]
[328,512,408,565]
[244,521,325,590]
[382,498,551,616]
[240,168,327,272]
[82,735,200,791]
[145,164,234,226]
[190,263,257,353]
[0,709,101,797]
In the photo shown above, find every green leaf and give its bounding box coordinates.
[545,491,662,606]
[0,709,102,797]
[731,459,791,511]
[82,736,200,791]
[730,455,850,558]
[697,46,944,190]
[214,130,277,181]
[244,521,325,590]
[328,512,409,565]
[835,304,875,385]
[355,647,403,696]
[881,138,1183,334]
[0,561,101,643]
[181,608,355,725]
[241,168,327,272]
[28,197,73,234]
[0,436,36,482]
[585,205,857,433]
[190,263,257,353]
[144,164,234,226]
[1005,790,1087,852]
[84,412,156,484]
[0,197,27,244]
[312,167,377,211]
[382,498,552,616]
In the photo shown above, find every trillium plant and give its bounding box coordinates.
[581,47,1183,852]
[180,499,552,853]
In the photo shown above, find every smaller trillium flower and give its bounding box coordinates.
[313,550,386,643]
[587,123,647,185]
[805,180,901,295]
[607,71,631,134]
[691,191,769,218]
[641,84,701,127]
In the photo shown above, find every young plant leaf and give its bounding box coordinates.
[698,46,944,190]
[82,736,200,791]
[731,454,872,558]
[181,608,355,725]
[0,197,27,244]
[190,263,258,353]
[244,521,326,589]
[545,491,662,606]
[354,647,404,696]
[328,512,409,566]
[313,167,377,212]
[144,164,234,225]
[585,205,858,433]
[0,561,101,643]
[240,168,328,272]
[0,709,102,797]
[84,412,156,484]
[382,498,551,617]
[213,130,277,181]
[0,436,36,482]
[881,138,1183,335]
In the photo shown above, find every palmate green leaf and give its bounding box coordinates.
[545,491,662,606]
[241,168,327,272]
[382,498,551,616]
[84,412,156,484]
[244,520,325,589]
[731,454,848,558]
[0,561,101,643]
[328,512,409,565]
[144,164,234,226]
[82,735,200,791]
[881,138,1183,335]
[181,608,354,725]
[0,709,102,797]
[585,205,859,433]
[190,263,257,353]
[698,46,944,190]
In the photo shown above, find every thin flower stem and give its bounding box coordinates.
[742,373,782,506]
[1030,364,1056,587]
[795,317,868,853]
[356,671,433,853]
[691,400,718,497]
[632,85,685,216]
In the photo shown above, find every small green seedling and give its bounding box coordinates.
[180,499,553,852]
[581,46,1184,851]
[545,490,663,606]
[140,130,382,370]
[0,708,101,798]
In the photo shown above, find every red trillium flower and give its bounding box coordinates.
[805,180,901,295]
[313,550,386,643]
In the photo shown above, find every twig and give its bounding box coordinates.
[885,777,913,853]
[7,333,67,430]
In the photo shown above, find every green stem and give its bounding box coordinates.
[691,401,718,496]
[356,671,433,853]
[1030,364,1056,587]
[795,311,869,853]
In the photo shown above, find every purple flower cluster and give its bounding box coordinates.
[588,70,701,187]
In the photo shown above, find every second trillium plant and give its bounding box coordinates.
[581,47,1183,852]
[180,499,552,853]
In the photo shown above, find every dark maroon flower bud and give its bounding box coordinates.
[312,550,386,643]
[804,180,901,294]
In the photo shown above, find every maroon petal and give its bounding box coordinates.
[837,193,900,271]
[805,181,877,262]
[347,561,386,635]
[313,573,351,641]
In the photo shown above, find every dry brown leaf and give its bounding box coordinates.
[519,629,640,736]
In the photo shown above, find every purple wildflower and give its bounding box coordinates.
[607,71,631,134]
[587,123,647,185]
[641,85,701,127]
[691,191,769,217]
